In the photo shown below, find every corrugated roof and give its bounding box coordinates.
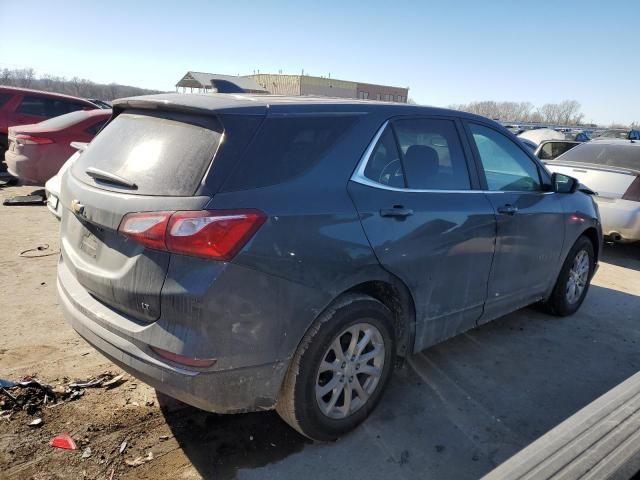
[176,71,267,92]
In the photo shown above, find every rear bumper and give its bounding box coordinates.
[3,149,38,184]
[595,197,640,242]
[57,260,288,414]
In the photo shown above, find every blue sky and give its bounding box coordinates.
[0,0,637,124]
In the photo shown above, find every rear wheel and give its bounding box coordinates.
[276,294,395,441]
[0,133,7,173]
[544,236,595,316]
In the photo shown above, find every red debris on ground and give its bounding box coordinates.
[49,432,77,450]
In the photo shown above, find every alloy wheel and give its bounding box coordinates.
[315,323,386,419]
[566,249,590,304]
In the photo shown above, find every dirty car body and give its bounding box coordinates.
[57,94,602,439]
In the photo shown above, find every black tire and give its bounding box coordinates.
[276,294,395,441]
[544,236,595,316]
[0,133,7,173]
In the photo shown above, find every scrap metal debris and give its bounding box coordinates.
[49,433,77,450]
[69,373,113,389]
[0,373,126,415]
[0,379,17,388]
[125,451,154,467]
[102,374,125,389]
[0,378,57,414]
[28,417,43,427]
[3,194,46,206]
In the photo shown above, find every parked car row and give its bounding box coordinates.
[5,109,111,185]
[0,85,634,440]
[0,86,111,179]
[544,139,640,243]
[515,122,640,243]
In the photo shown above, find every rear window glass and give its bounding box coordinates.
[30,110,92,130]
[72,110,222,196]
[85,118,108,135]
[538,141,578,160]
[555,143,640,170]
[222,115,357,191]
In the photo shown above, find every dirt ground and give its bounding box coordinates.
[1,184,639,480]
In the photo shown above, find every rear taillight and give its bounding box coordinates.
[622,176,640,202]
[118,210,266,260]
[15,134,54,145]
[118,211,173,251]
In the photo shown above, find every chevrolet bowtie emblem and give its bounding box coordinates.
[71,199,85,215]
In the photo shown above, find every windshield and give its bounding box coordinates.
[554,143,640,171]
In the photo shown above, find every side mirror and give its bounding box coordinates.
[552,172,578,194]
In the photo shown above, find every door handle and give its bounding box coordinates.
[497,204,518,215]
[380,206,414,218]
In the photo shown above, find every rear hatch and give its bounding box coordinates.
[60,108,226,322]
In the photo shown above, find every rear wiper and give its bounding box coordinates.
[85,167,137,189]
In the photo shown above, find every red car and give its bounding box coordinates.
[0,86,98,154]
[4,109,111,185]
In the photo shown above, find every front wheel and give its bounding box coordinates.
[544,236,595,316]
[276,294,395,441]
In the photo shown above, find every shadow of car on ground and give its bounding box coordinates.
[159,261,640,479]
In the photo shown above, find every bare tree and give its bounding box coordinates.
[0,68,163,100]
[0,69,12,86]
[452,99,585,125]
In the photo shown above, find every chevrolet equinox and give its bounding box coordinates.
[57,94,601,441]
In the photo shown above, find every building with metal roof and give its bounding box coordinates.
[176,71,409,102]
[175,72,267,94]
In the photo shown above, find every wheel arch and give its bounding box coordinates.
[340,275,417,358]
[581,226,600,265]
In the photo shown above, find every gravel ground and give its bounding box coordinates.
[1,185,639,479]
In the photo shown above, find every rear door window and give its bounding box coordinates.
[222,115,357,191]
[16,96,50,117]
[0,93,11,108]
[364,126,405,188]
[17,96,89,118]
[392,118,471,190]
[72,110,222,196]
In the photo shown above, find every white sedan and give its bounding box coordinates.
[545,139,640,243]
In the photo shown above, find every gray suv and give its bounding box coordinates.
[57,94,601,441]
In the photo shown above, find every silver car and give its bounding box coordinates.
[545,139,640,242]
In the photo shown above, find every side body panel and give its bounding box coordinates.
[479,191,565,323]
[348,181,496,350]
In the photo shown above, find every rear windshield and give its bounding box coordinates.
[222,115,357,191]
[72,110,222,196]
[31,110,93,130]
[555,143,640,171]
